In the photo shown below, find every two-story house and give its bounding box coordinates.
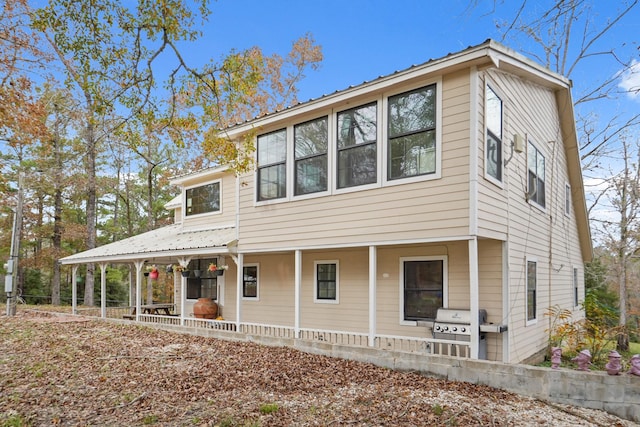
[60,39,592,364]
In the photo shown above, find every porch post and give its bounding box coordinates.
[368,246,377,347]
[469,237,480,359]
[235,253,243,331]
[294,249,301,338]
[133,260,144,321]
[100,263,107,318]
[176,257,191,326]
[71,265,78,315]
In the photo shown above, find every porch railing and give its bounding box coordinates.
[83,309,472,358]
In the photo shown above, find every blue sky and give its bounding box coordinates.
[184,0,639,106]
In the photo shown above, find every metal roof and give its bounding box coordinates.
[59,224,236,265]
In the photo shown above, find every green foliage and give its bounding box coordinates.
[0,413,31,427]
[258,403,279,415]
[432,403,444,416]
[544,305,577,349]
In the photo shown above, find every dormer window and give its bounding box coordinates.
[185,181,221,216]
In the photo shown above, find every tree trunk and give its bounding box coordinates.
[84,116,97,307]
[51,112,63,306]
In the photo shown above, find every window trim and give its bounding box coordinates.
[573,266,580,308]
[184,179,222,218]
[333,98,383,195]
[242,264,259,301]
[527,140,546,210]
[314,260,339,304]
[382,78,443,187]
[293,116,330,197]
[398,255,448,326]
[256,128,288,203]
[526,257,538,325]
[484,84,504,186]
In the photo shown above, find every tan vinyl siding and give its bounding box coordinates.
[478,239,504,361]
[238,72,472,251]
[300,249,369,332]
[182,173,236,230]
[479,69,586,363]
[238,254,295,326]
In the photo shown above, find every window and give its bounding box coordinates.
[243,265,258,299]
[388,85,437,180]
[185,258,220,300]
[528,142,546,207]
[257,129,287,201]
[185,181,220,216]
[295,117,328,195]
[573,267,579,307]
[337,103,377,188]
[527,260,537,322]
[486,85,503,182]
[402,258,445,321]
[565,183,571,216]
[315,261,338,302]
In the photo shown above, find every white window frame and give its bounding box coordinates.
[526,257,538,326]
[527,140,546,210]
[184,178,222,219]
[484,84,504,186]
[382,78,443,187]
[256,128,288,203]
[398,255,448,326]
[573,266,580,308]
[242,263,259,301]
[293,116,330,198]
[314,260,339,304]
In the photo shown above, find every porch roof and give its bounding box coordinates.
[59,224,236,265]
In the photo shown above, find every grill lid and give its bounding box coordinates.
[434,308,487,325]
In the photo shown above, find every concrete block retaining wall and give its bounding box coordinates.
[119,319,640,423]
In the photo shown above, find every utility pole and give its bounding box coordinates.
[5,171,24,316]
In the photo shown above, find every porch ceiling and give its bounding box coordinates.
[58,224,236,265]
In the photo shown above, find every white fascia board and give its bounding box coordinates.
[169,165,231,186]
[59,247,232,265]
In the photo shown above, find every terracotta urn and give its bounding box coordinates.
[193,298,218,319]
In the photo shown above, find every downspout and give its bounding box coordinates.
[469,66,480,359]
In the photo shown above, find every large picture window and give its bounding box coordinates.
[528,141,546,208]
[243,265,258,299]
[295,117,328,195]
[257,129,287,201]
[185,181,220,216]
[486,85,503,182]
[337,103,377,188]
[315,261,338,302]
[527,260,537,322]
[388,85,437,180]
[402,258,445,321]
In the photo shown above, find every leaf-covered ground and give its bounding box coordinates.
[0,311,635,426]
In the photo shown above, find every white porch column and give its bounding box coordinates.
[368,246,377,347]
[469,237,480,359]
[128,266,134,308]
[100,263,107,318]
[176,257,191,326]
[71,266,78,315]
[133,260,145,321]
[294,250,302,338]
[235,253,243,331]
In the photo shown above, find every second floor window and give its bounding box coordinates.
[528,141,546,208]
[337,103,377,188]
[295,117,328,195]
[257,129,287,201]
[486,85,503,182]
[185,181,220,216]
[388,85,437,180]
